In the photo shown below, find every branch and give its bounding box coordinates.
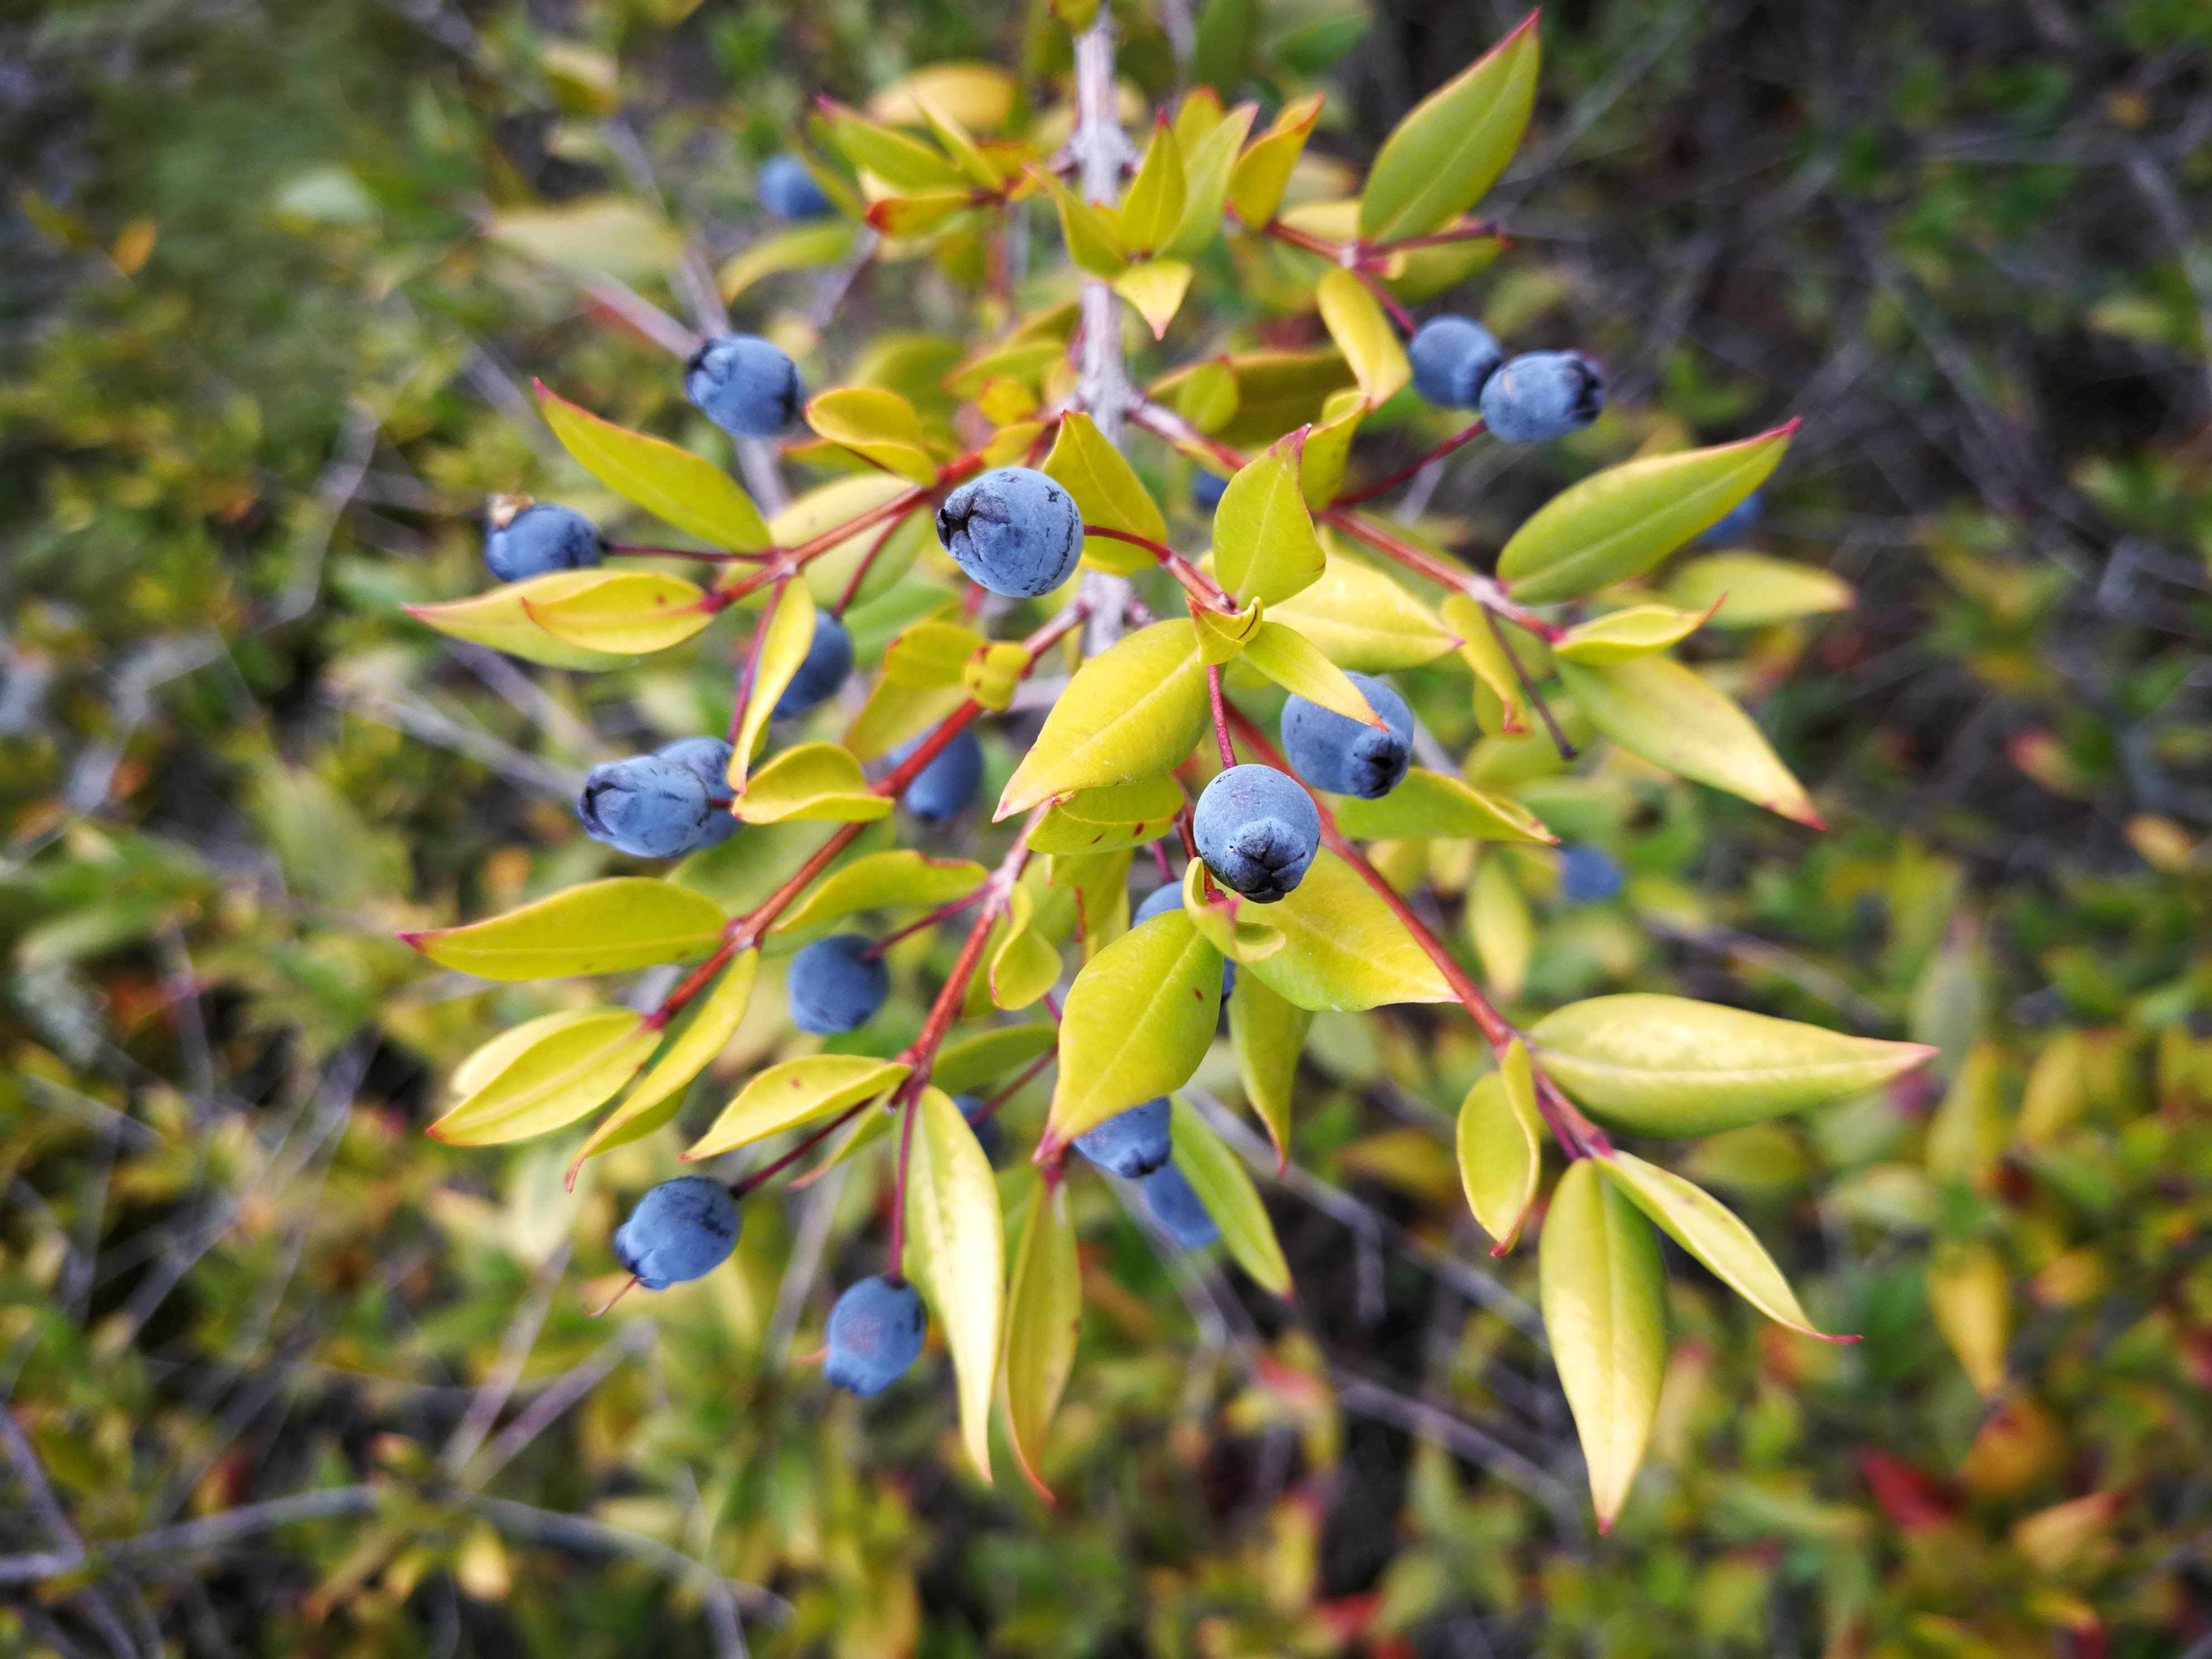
[1071,11,1135,656]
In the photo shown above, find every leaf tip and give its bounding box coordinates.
[395,929,431,952]
[1811,1330,1864,1346]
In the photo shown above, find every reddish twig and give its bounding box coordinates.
[1483,607,1576,761]
[832,506,920,618]
[1330,420,1487,509]
[734,1102,873,1196]
[862,887,988,958]
[1206,664,1236,769]
[1080,523,1234,611]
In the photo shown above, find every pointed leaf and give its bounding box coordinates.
[1439,593,1528,733]
[903,1086,1004,1481]
[449,1010,613,1101]
[404,878,727,981]
[1027,776,1185,855]
[719,221,858,302]
[997,620,1209,817]
[1170,1097,1291,1294]
[404,574,637,670]
[1241,620,1383,727]
[1456,1039,1542,1251]
[1119,121,1188,253]
[1467,853,1532,1001]
[804,387,939,483]
[1164,102,1257,258]
[1241,851,1454,1011]
[911,95,1003,189]
[1553,603,1712,665]
[537,384,770,551]
[1027,167,1126,277]
[524,570,712,654]
[1316,269,1410,406]
[1228,93,1322,227]
[817,98,967,192]
[683,1055,911,1159]
[989,883,1063,1010]
[1192,600,1265,664]
[1001,1177,1081,1501]
[429,1010,656,1146]
[1297,393,1365,508]
[1663,554,1854,629]
[1044,909,1222,1147]
[1229,973,1308,1172]
[730,580,819,790]
[569,952,760,1181]
[1268,550,1458,670]
[1215,430,1325,605]
[1927,1240,2009,1397]
[1332,767,1556,844]
[1042,410,1169,576]
[1113,259,1195,338]
[1360,12,1538,240]
[772,850,986,935]
[734,741,892,824]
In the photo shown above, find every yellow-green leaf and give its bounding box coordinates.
[683,1055,911,1159]
[1176,360,1241,433]
[1179,858,1287,966]
[867,190,984,239]
[1192,599,1264,665]
[902,1086,1004,1481]
[1456,1040,1541,1251]
[1000,1177,1081,1501]
[1927,1240,2009,1397]
[1046,849,1132,959]
[1215,430,1325,605]
[404,878,727,981]
[933,1022,1058,1094]
[1297,392,1365,508]
[430,1010,655,1146]
[1045,909,1222,1147]
[1042,410,1169,577]
[1332,767,1556,845]
[1531,993,1938,1135]
[449,1010,609,1100]
[1268,549,1458,671]
[1439,593,1528,734]
[719,221,857,302]
[911,95,1003,190]
[1113,258,1194,339]
[1540,1158,1667,1531]
[1553,604,1711,665]
[1229,973,1308,1172]
[1170,1097,1291,1295]
[1228,93,1322,227]
[730,580,818,790]
[1554,654,1820,827]
[1662,554,1854,629]
[404,573,638,670]
[997,620,1209,817]
[1027,776,1185,855]
[1359,12,1538,240]
[771,850,985,935]
[817,98,967,192]
[989,883,1062,1010]
[1597,1151,1843,1341]
[569,951,760,1181]
[1241,851,1454,1012]
[734,741,892,824]
[868,62,1018,133]
[773,473,926,609]
[804,386,939,484]
[1164,102,1257,258]
[537,383,770,551]
[1027,166,1126,278]
[1316,268,1410,406]
[524,570,712,654]
[1467,853,1531,1001]
[1241,620,1382,727]
[1119,120,1187,253]
[1497,425,1796,603]
[963,638,1029,711]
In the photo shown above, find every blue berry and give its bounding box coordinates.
[888,727,984,822]
[1192,470,1228,511]
[578,754,722,858]
[786,933,888,1034]
[1479,351,1606,443]
[772,612,853,719]
[653,736,739,844]
[1559,844,1624,904]
[824,1275,927,1395]
[613,1176,740,1289]
[1281,672,1414,800]
[1141,1164,1219,1248]
[759,153,835,221]
[1132,882,1234,996]
[1194,764,1321,904]
[1408,316,1504,410]
[1073,1097,1172,1178]
[934,467,1083,598]
[685,333,804,440]
[484,499,603,583]
[1699,492,1762,544]
[955,1092,1002,1163]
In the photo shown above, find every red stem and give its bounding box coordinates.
[1330,420,1487,509]
[974,1047,1058,1122]
[1351,264,1416,333]
[733,1102,872,1196]
[862,887,987,957]
[1080,523,1234,612]
[832,505,919,618]
[1358,218,1498,256]
[1206,664,1236,769]
[604,543,769,564]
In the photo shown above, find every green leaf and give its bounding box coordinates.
[1466,853,1532,1001]
[448,1010,610,1100]
[569,952,759,1181]
[1229,973,1308,1172]
[1118,121,1188,254]
[1240,851,1454,1012]
[865,190,982,239]
[817,98,967,192]
[1241,620,1382,727]
[1531,993,1938,1135]
[1190,0,1259,96]
[537,383,770,552]
[772,850,986,934]
[1175,360,1241,433]
[1265,547,1458,672]
[1112,259,1195,339]
[989,883,1063,1010]
[718,221,858,302]
[1045,849,1133,959]
[1044,909,1223,1147]
[1315,269,1410,406]
[1042,410,1169,577]
[804,386,939,484]
[1439,594,1529,734]
[1000,1177,1081,1501]
[430,1010,656,1146]
[403,573,638,670]
[1540,1158,1667,1531]
[682,1055,911,1159]
[1331,767,1556,844]
[1597,1152,1845,1341]
[523,570,713,655]
[1170,1097,1291,1295]
[1215,430,1325,605]
[1192,600,1264,665]
[910,95,1003,190]
[902,1086,1005,1482]
[1027,167,1126,278]
[1552,604,1711,665]
[997,620,1209,817]
[1178,858,1287,967]
[1456,1038,1542,1251]
[1359,11,1538,240]
[404,878,727,981]
[1163,103,1257,259]
[1497,425,1797,603]
[1027,775,1185,855]
[1297,392,1365,508]
[734,741,892,824]
[1228,94,1322,227]
[1662,554,1854,629]
[1554,654,1821,827]
[731,580,819,790]
[932,1023,1059,1094]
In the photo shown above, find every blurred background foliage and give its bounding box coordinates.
[4,0,2211,1654]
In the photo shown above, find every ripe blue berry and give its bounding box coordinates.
[824,1275,927,1396]
[653,736,738,845]
[1141,1164,1219,1249]
[1408,316,1504,410]
[1192,470,1228,511]
[772,612,853,719]
[786,933,889,1034]
[1194,764,1321,903]
[484,498,603,583]
[1559,843,1624,904]
[578,754,722,858]
[888,727,984,822]
[613,1175,740,1289]
[759,153,835,221]
[1700,491,1762,544]
[1073,1096,1172,1179]
[934,467,1083,598]
[1280,672,1414,800]
[955,1093,1002,1163]
[685,333,804,440]
[1132,883,1234,996]
[1479,351,1607,443]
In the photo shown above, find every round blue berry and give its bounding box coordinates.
[786,933,888,1034]
[1131,882,1234,996]
[772,612,853,719]
[888,727,984,822]
[934,467,1083,598]
[653,736,738,845]
[1408,316,1504,410]
[613,1176,740,1290]
[484,500,603,583]
[1073,1097,1172,1179]
[1192,470,1229,512]
[824,1274,927,1396]
[1141,1164,1219,1249]
[955,1092,1003,1163]
[578,754,721,858]
[1280,672,1414,800]
[1194,764,1321,904]
[685,333,804,440]
[1699,492,1762,544]
[1558,844,1624,904]
[1479,351,1606,444]
[759,153,835,222]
